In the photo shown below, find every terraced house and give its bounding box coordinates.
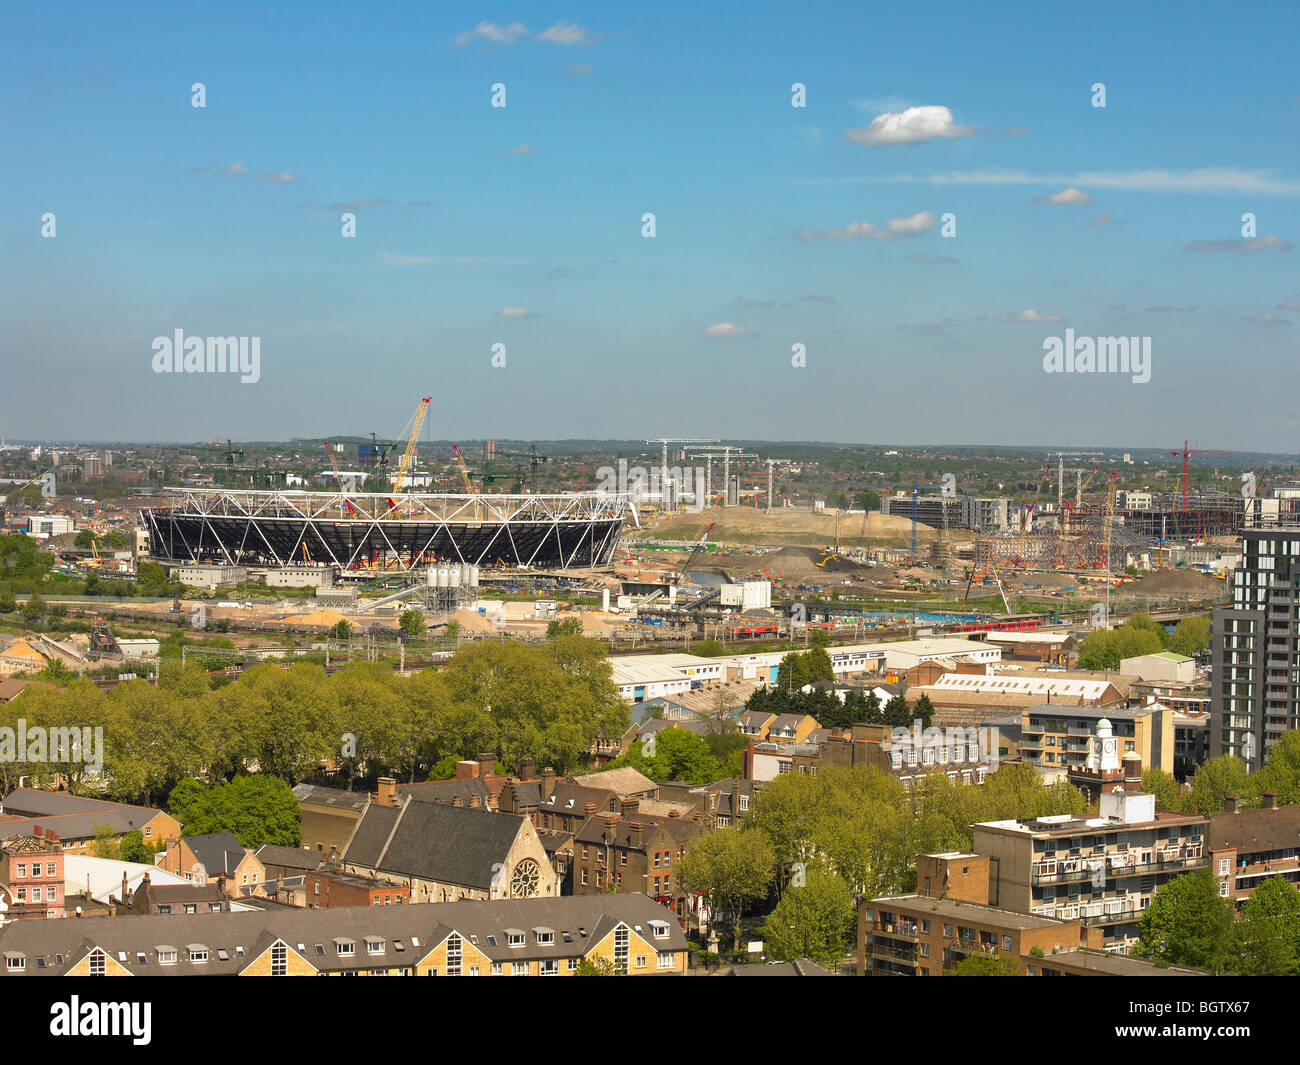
[0,895,688,976]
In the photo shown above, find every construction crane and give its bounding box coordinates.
[1169,440,1230,512]
[1100,471,1118,624]
[495,445,548,493]
[1051,451,1103,505]
[672,522,716,586]
[2,471,53,504]
[322,441,358,516]
[451,444,477,494]
[392,397,432,495]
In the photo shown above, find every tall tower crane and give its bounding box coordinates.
[451,444,477,494]
[1169,440,1229,511]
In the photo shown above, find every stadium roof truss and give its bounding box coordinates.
[143,488,630,572]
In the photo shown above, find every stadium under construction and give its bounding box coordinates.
[141,487,631,573]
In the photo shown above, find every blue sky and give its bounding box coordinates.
[3,1,1298,450]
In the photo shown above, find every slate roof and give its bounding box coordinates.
[343,798,526,890]
[1,788,168,825]
[184,833,250,877]
[255,844,325,872]
[0,894,687,976]
[569,767,657,798]
[397,779,492,806]
[291,784,369,812]
[1208,805,1300,855]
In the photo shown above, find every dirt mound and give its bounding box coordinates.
[644,508,941,548]
[1126,569,1225,597]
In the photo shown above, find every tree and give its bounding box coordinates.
[1235,876,1300,976]
[546,617,584,639]
[398,610,426,639]
[1141,768,1184,813]
[1185,755,1254,815]
[23,590,46,620]
[950,954,1020,976]
[762,866,855,970]
[0,588,14,614]
[327,619,353,641]
[36,659,74,686]
[74,529,96,548]
[1077,614,1167,670]
[882,693,913,728]
[607,726,722,785]
[677,828,775,951]
[911,693,935,730]
[179,775,302,848]
[807,628,831,650]
[1136,871,1233,972]
[1167,615,1210,657]
[167,778,209,825]
[1251,730,1300,808]
[119,829,151,864]
[574,956,619,976]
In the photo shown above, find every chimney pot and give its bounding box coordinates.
[584,801,597,815]
[477,752,496,778]
[1264,791,1278,810]
[1224,795,1238,815]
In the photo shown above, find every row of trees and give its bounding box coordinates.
[1077,612,1210,670]
[0,635,629,807]
[1141,732,1300,815]
[676,763,1085,966]
[1139,871,1300,975]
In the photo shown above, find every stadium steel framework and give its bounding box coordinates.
[142,488,631,571]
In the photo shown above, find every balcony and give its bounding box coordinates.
[874,921,919,941]
[1032,853,1204,885]
[868,942,919,964]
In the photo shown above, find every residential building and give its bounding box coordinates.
[291,784,369,856]
[305,868,411,908]
[1211,527,1300,769]
[972,787,1207,952]
[157,833,264,896]
[0,789,180,853]
[0,833,64,918]
[0,894,688,976]
[127,876,229,916]
[1206,793,1300,906]
[1018,702,1174,777]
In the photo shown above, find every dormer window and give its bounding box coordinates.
[534,928,555,946]
[365,937,385,955]
[334,938,356,957]
[649,920,669,939]
[506,930,526,948]
[157,947,178,966]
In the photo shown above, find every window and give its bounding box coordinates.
[336,939,356,957]
[650,920,669,939]
[539,959,559,975]
[657,951,674,969]
[446,933,462,975]
[157,904,171,915]
[1002,936,1013,951]
[506,931,525,948]
[1219,881,1230,898]
[1218,857,1230,876]
[366,937,385,956]
[271,943,287,976]
[157,949,178,966]
[88,949,106,976]
[5,955,24,971]
[46,863,56,876]
[614,927,630,974]
[189,947,208,964]
[491,961,503,975]
[535,929,555,946]
[14,864,24,878]
[636,955,647,969]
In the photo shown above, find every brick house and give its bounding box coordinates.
[0,832,64,919]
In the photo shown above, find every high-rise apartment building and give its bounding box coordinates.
[1210,528,1300,767]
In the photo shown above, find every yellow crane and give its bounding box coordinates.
[451,444,477,494]
[392,397,432,495]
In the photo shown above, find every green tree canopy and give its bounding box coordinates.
[179,775,302,848]
[1136,871,1233,972]
[761,865,855,970]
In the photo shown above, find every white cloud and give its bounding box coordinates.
[1185,235,1293,252]
[1088,211,1120,225]
[497,307,537,319]
[703,322,750,339]
[509,144,539,155]
[845,106,972,147]
[259,171,299,183]
[1249,311,1291,325]
[998,309,1064,323]
[327,198,391,211]
[732,297,774,308]
[797,210,935,242]
[1278,297,1300,310]
[222,162,248,176]
[1035,186,1093,205]
[1004,125,1029,136]
[377,252,525,266]
[827,167,1300,196]
[537,21,589,44]
[453,21,528,46]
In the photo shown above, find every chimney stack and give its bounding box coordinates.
[1224,795,1238,815]
[603,816,618,844]
[669,808,681,819]
[1264,791,1278,810]
[621,798,639,817]
[584,801,597,817]
[629,821,643,849]
[456,760,479,780]
[477,752,496,778]
[520,757,537,780]
[1123,752,1143,794]
[541,767,556,802]
[377,777,398,807]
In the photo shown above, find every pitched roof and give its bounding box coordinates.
[254,844,325,872]
[1208,805,1300,855]
[183,833,249,877]
[397,779,492,806]
[1,789,166,824]
[291,784,369,812]
[344,798,526,890]
[569,767,657,798]
[0,894,687,977]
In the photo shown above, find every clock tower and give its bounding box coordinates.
[1084,718,1122,777]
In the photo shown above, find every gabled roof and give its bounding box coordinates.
[1,789,168,824]
[255,844,324,872]
[344,798,526,890]
[291,784,368,812]
[183,833,250,876]
[569,767,657,798]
